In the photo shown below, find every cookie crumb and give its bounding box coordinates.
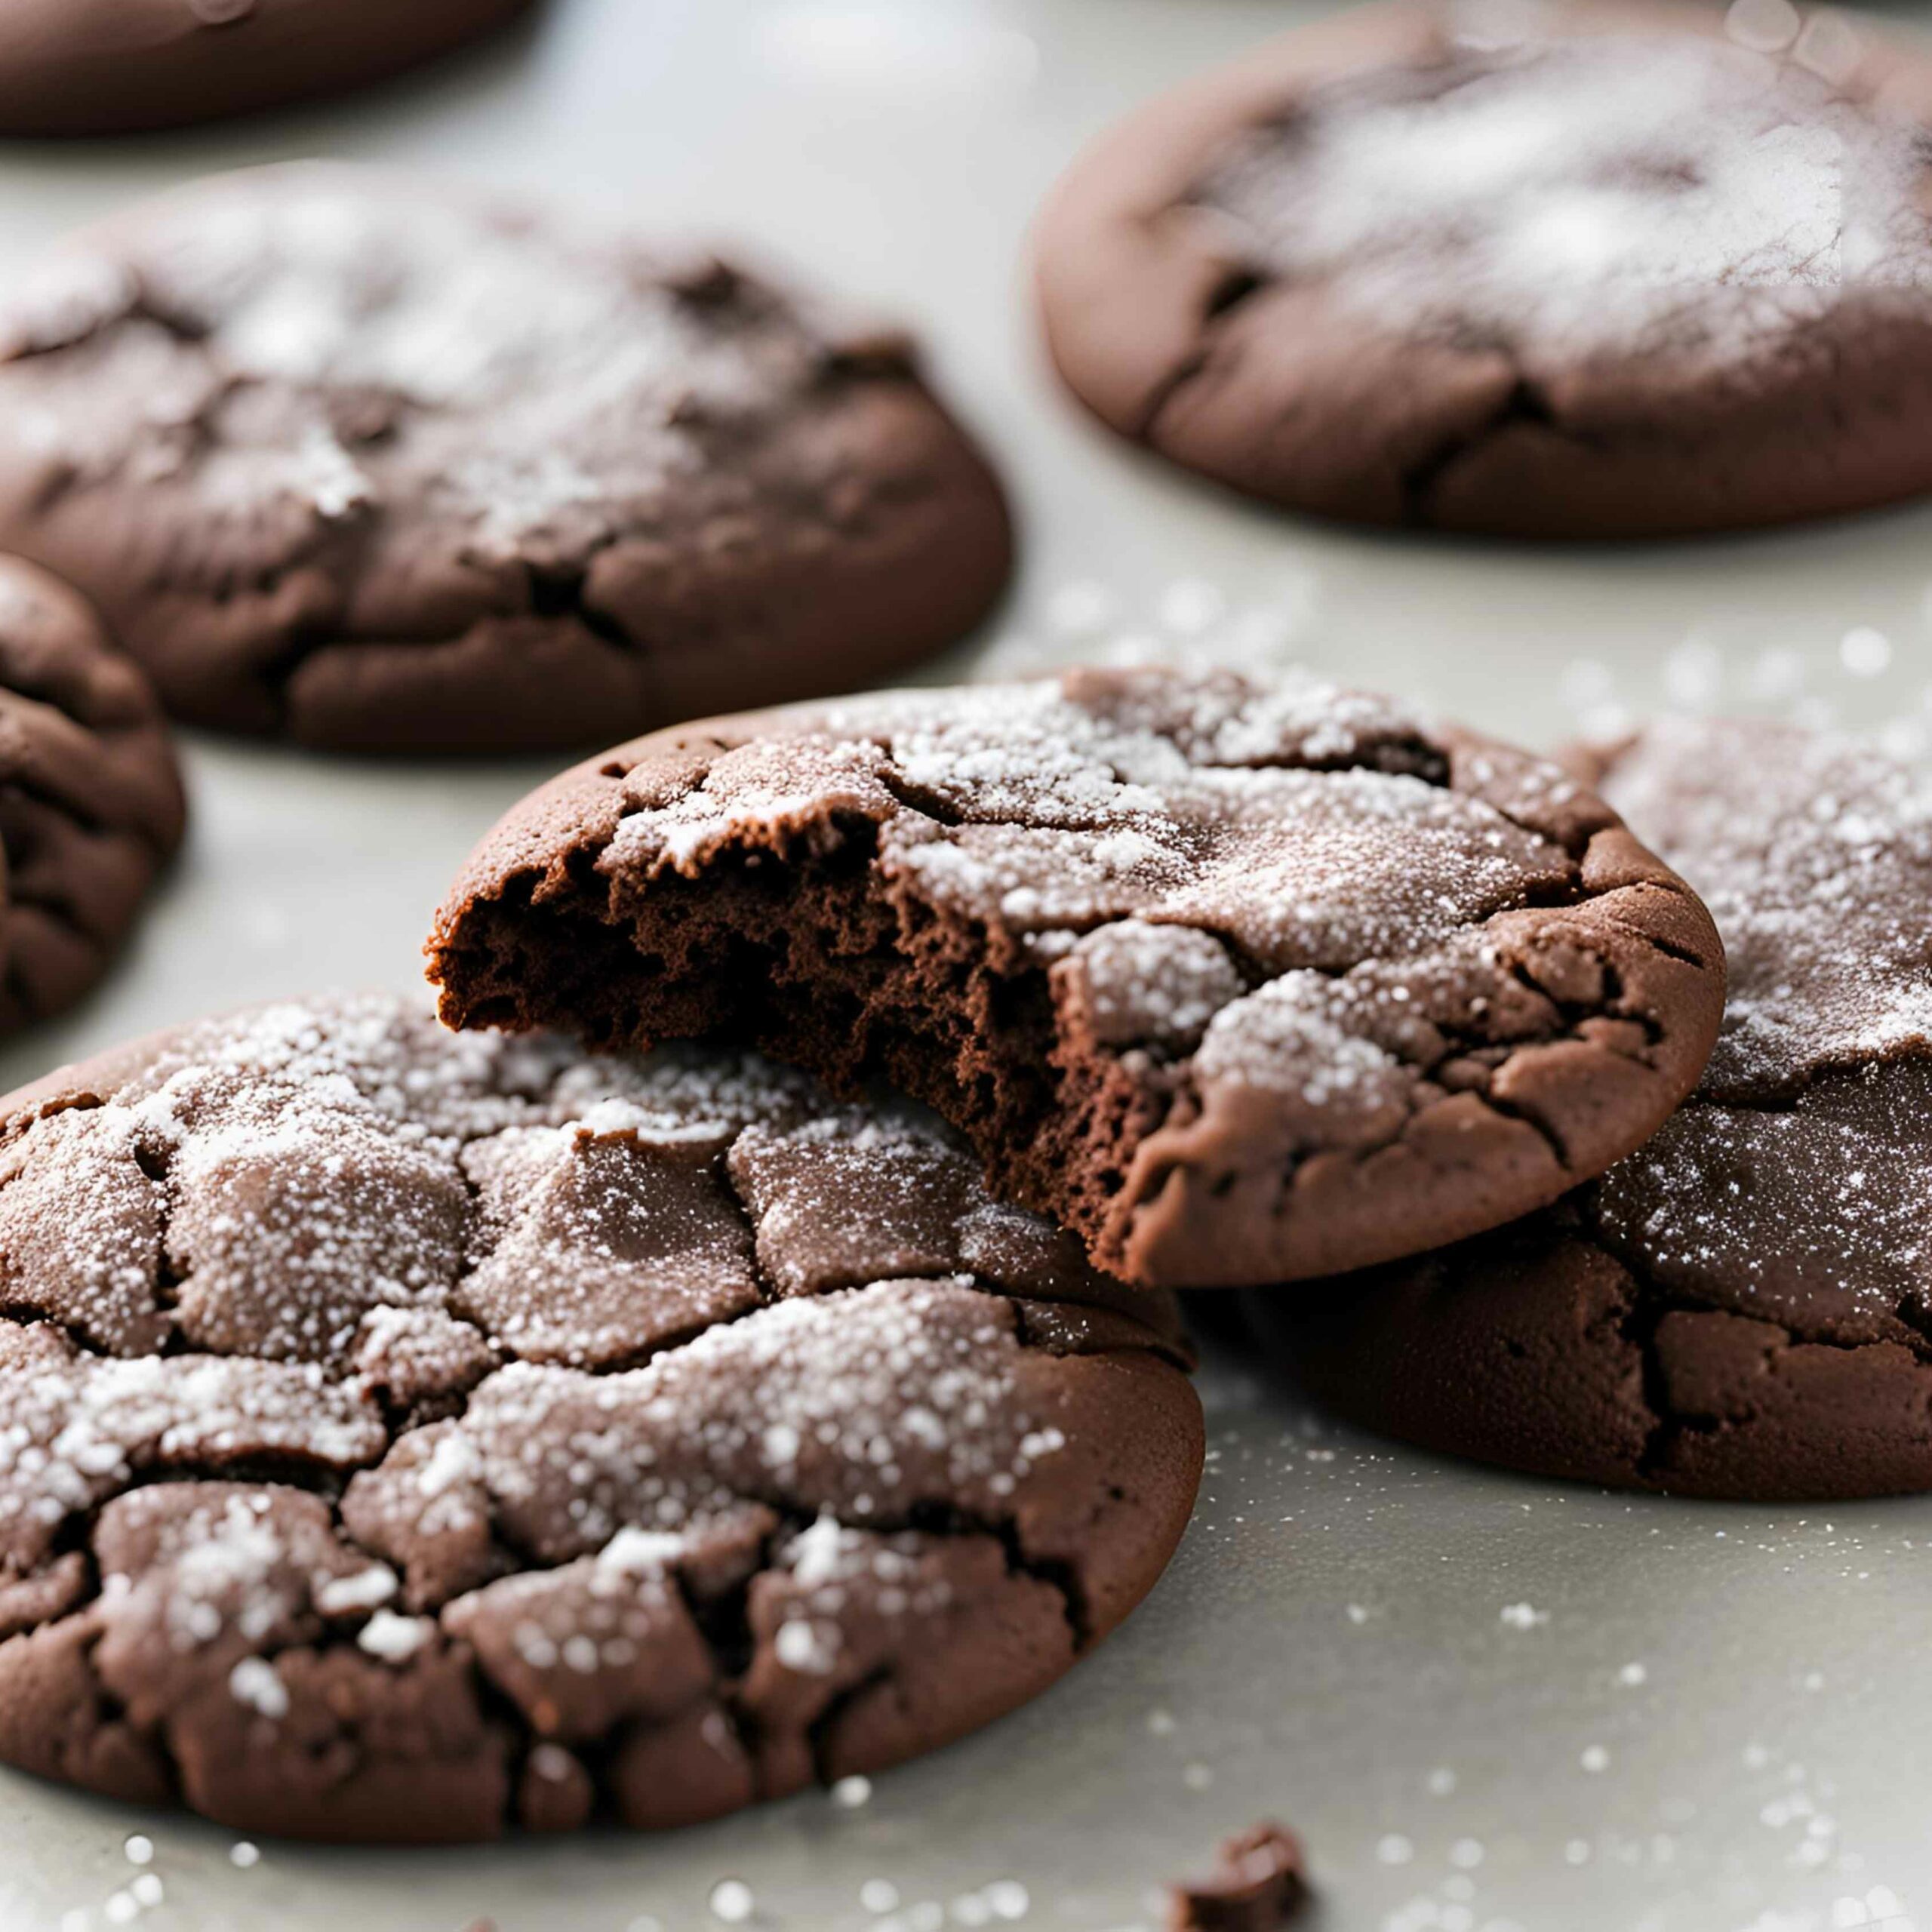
[1166,1821,1308,1930]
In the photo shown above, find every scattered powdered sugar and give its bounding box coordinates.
[0,1349,383,1574]
[1197,26,1927,357]
[1594,1091,1932,1326]
[414,1277,1063,1561]
[356,1608,435,1663]
[1067,920,1247,1052]
[1598,717,1932,1094]
[226,1655,288,1719]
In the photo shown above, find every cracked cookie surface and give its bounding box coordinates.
[427,667,1723,1287]
[1034,0,1932,537]
[0,993,1199,1841]
[1267,715,1932,1500]
[0,163,1012,753]
[0,555,183,1034]
[0,0,534,137]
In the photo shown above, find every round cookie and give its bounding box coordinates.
[0,164,1013,754]
[1034,0,1932,537]
[0,555,183,1032]
[0,993,1199,1841]
[427,666,1725,1289]
[0,0,534,137]
[1270,715,1932,1501]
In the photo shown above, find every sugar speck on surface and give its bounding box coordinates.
[1044,580,1115,638]
[1448,1838,1485,1870]
[1377,1834,1416,1865]
[229,1842,260,1869]
[1841,628,1894,679]
[983,1879,1029,1920]
[1580,1745,1611,1773]
[830,1774,873,1809]
[227,1655,288,1720]
[1498,1601,1547,1630]
[1158,578,1227,636]
[121,1838,152,1867]
[709,1878,755,1924]
[860,1878,900,1914]
[356,1608,433,1663]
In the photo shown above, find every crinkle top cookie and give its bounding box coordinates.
[431,666,1725,1286]
[1035,0,1932,536]
[0,163,1011,752]
[1277,717,1932,1501]
[0,994,1198,1841]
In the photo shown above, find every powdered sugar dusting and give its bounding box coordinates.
[605,670,1590,1072]
[0,163,900,607]
[0,994,1189,1830]
[1198,30,1926,356]
[1598,716,1932,1094]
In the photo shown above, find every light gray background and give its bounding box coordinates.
[2,3,1930,1927]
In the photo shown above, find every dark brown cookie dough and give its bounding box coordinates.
[0,0,533,137]
[0,994,1200,1841]
[1035,0,1932,537]
[0,555,183,1032]
[1272,715,1932,1500]
[0,164,1012,754]
[427,667,1724,1288]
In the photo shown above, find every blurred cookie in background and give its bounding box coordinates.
[0,164,1013,753]
[0,0,537,137]
[0,555,183,1034]
[1035,0,1932,537]
[1261,715,1932,1501]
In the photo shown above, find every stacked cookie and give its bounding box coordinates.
[0,663,1734,1843]
[1272,716,1932,1501]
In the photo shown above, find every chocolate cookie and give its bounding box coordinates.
[1272,715,1932,1500]
[0,165,1012,754]
[0,555,183,1032]
[0,994,1198,1841]
[0,1,534,137]
[427,668,1724,1288]
[1034,0,1932,537]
